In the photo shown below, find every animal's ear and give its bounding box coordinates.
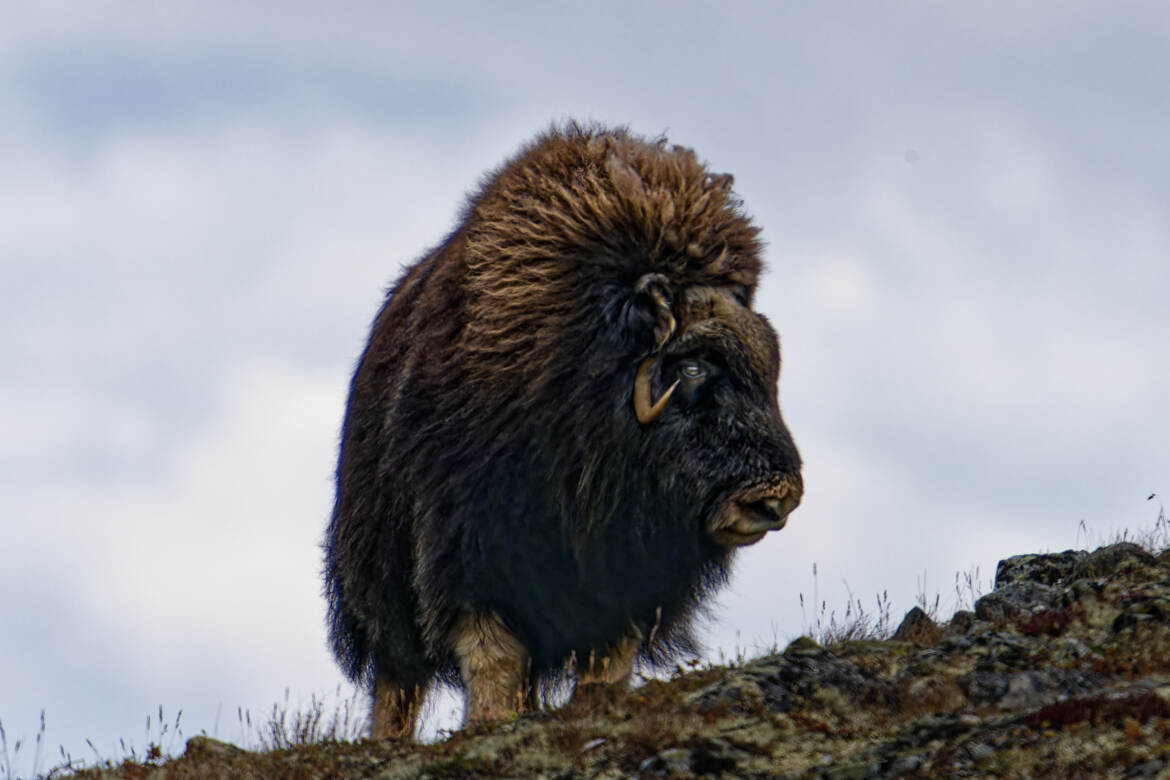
[620,273,676,352]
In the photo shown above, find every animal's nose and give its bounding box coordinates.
[748,482,801,531]
[711,476,803,547]
[748,501,788,532]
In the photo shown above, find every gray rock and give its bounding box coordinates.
[783,635,827,657]
[1126,759,1165,777]
[1080,542,1159,581]
[886,754,922,773]
[948,610,976,633]
[968,743,995,762]
[184,735,243,760]
[961,670,1008,704]
[643,746,692,775]
[994,550,1086,587]
[974,580,1063,621]
[892,606,935,642]
[689,644,896,716]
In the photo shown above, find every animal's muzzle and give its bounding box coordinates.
[709,477,803,547]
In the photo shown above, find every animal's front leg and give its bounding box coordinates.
[452,612,532,724]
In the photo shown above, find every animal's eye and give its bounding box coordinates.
[679,361,706,381]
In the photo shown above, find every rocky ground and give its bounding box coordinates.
[71,542,1170,778]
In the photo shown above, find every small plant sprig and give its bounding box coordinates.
[953,564,987,613]
[799,562,894,647]
[231,685,368,752]
[1075,492,1168,554]
[0,711,47,780]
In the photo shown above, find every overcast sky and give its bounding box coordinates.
[3,1,1169,770]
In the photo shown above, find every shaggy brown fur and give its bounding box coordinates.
[324,122,802,738]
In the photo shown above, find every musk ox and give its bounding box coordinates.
[324,123,802,738]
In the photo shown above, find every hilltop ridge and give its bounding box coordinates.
[72,542,1170,778]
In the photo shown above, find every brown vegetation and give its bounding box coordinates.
[50,524,1170,779]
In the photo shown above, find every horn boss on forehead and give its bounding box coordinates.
[323,122,803,739]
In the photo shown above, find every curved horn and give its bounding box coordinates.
[633,357,679,425]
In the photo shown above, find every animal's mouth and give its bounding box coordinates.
[709,477,802,547]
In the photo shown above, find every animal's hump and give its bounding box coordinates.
[464,122,763,293]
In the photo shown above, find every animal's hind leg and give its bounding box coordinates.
[576,634,640,689]
[371,677,429,739]
[570,634,642,710]
[451,612,532,724]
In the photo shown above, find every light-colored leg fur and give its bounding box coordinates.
[452,613,532,724]
[371,677,429,739]
[576,635,640,689]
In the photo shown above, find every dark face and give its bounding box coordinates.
[637,287,803,547]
